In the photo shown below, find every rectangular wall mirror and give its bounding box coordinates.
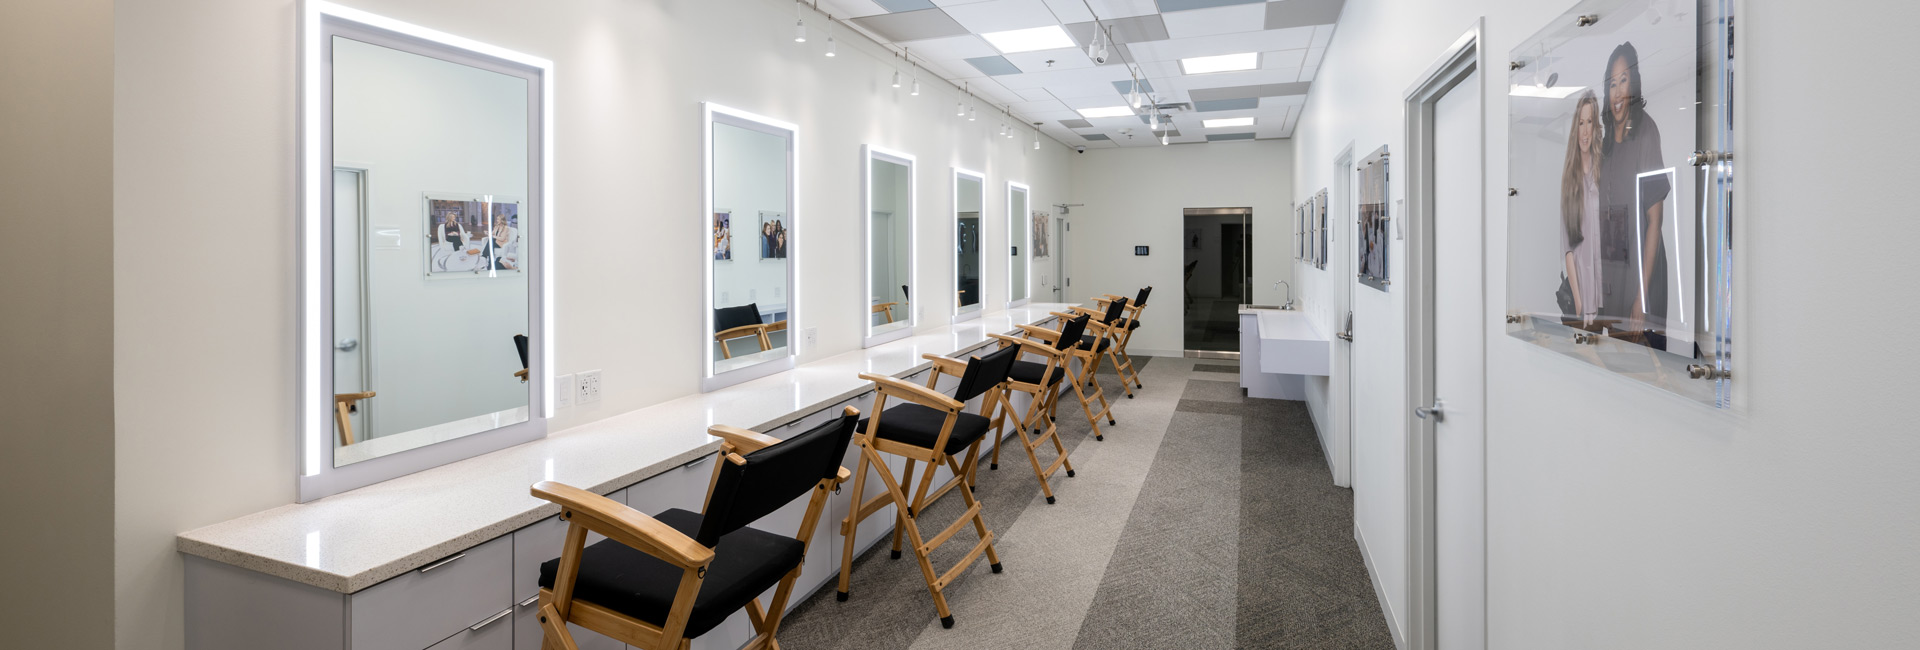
[1008,182,1030,307]
[705,104,797,391]
[953,168,985,322]
[864,146,915,347]
[300,6,551,502]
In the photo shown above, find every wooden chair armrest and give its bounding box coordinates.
[531,482,714,569]
[859,373,963,412]
[513,368,529,379]
[1049,310,1082,320]
[1064,306,1101,317]
[764,320,788,333]
[921,353,970,378]
[1016,324,1063,344]
[834,466,852,486]
[707,424,782,453]
[989,332,1064,358]
[714,324,766,341]
[1100,293,1125,300]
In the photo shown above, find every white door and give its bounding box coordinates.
[332,168,369,436]
[1432,70,1485,650]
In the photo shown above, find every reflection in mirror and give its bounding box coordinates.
[327,30,537,468]
[954,169,984,320]
[866,147,914,345]
[707,106,795,387]
[1008,183,1030,306]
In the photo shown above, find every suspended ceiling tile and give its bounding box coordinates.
[1016,86,1063,101]
[1160,3,1269,39]
[1310,23,1337,48]
[874,0,936,12]
[1081,133,1112,140]
[1082,0,1162,19]
[1014,98,1073,113]
[1262,48,1307,69]
[1193,97,1258,111]
[966,55,1025,75]
[852,9,973,42]
[1177,66,1306,90]
[1056,93,1134,110]
[1058,118,1094,128]
[1039,0,1096,23]
[896,34,999,62]
[827,0,898,18]
[992,64,1132,90]
[1156,0,1262,11]
[1303,46,1326,67]
[1003,47,1095,72]
[1265,0,1345,30]
[1206,132,1256,141]
[1187,80,1310,101]
[943,0,1065,34]
[1110,78,1155,94]
[1126,25,1314,61]
[1063,15,1170,49]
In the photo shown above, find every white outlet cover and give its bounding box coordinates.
[555,374,575,408]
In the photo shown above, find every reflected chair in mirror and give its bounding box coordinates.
[1062,297,1140,399]
[1094,287,1151,391]
[1183,260,1199,308]
[332,391,376,446]
[1018,313,1116,440]
[983,331,1078,503]
[836,350,1015,627]
[514,334,530,383]
[872,302,899,325]
[531,409,859,650]
[713,303,771,359]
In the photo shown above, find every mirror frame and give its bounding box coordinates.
[1006,180,1030,308]
[951,167,986,323]
[297,2,554,503]
[702,103,799,392]
[862,145,916,348]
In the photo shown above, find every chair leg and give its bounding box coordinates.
[1068,362,1114,440]
[538,604,582,650]
[865,449,957,626]
[890,457,917,559]
[1101,349,1135,399]
[837,445,875,600]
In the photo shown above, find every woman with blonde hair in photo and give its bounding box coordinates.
[1559,89,1604,327]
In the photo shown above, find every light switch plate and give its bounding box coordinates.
[802,327,817,351]
[555,374,575,408]
[577,370,602,405]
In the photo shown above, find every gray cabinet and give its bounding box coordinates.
[350,535,513,650]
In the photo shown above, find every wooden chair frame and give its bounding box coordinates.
[714,320,789,360]
[332,391,375,446]
[1094,293,1149,391]
[532,409,856,650]
[983,333,1077,503]
[836,373,1002,628]
[1062,302,1143,398]
[871,302,900,324]
[1018,320,1117,441]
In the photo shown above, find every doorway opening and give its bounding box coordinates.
[1182,207,1251,357]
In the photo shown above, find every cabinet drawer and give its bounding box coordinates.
[425,605,514,650]
[626,455,714,517]
[350,535,512,650]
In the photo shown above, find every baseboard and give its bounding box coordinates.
[1131,347,1186,358]
[1306,401,1333,476]
[1355,525,1409,650]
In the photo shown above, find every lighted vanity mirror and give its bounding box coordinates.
[1008,182,1030,307]
[300,7,551,501]
[705,104,797,390]
[954,168,985,322]
[864,146,915,346]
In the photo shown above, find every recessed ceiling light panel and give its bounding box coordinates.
[1077,106,1135,119]
[1181,52,1259,75]
[981,26,1076,54]
[1202,117,1256,128]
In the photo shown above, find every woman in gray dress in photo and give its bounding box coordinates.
[1560,90,1605,328]
[1598,41,1669,349]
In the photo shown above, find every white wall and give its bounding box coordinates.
[109,1,1073,648]
[1,1,114,647]
[1068,139,1294,356]
[1292,1,1920,647]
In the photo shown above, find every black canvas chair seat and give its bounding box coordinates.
[538,508,804,639]
[1009,359,1064,386]
[858,404,991,455]
[1077,335,1111,352]
[1126,320,1142,330]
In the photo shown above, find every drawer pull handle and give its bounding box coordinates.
[417,553,465,573]
[519,595,540,608]
[469,608,512,632]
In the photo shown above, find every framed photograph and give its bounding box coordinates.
[1357,146,1390,291]
[425,193,523,277]
[758,210,789,260]
[713,211,733,261]
[1032,211,1050,259]
[1315,188,1329,270]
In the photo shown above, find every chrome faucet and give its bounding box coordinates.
[1276,280,1295,310]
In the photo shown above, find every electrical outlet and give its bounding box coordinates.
[749,288,757,300]
[577,370,602,405]
[720,291,729,303]
[555,374,575,408]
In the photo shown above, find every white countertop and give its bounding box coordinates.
[176,303,1073,593]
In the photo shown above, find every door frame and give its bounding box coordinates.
[1331,144,1354,488]
[1401,20,1486,650]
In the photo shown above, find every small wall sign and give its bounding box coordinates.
[1134,246,1150,256]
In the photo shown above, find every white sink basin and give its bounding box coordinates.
[1255,310,1330,376]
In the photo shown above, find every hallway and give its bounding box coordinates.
[779,357,1392,649]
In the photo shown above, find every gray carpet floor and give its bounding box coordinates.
[776,356,1392,650]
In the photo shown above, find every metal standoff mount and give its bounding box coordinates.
[1688,150,1733,166]
[1687,364,1732,381]
[1576,14,1599,26]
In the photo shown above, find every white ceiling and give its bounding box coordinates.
[821,0,1344,147]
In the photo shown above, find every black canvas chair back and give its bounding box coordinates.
[514,334,530,370]
[696,412,857,548]
[1101,297,1130,325]
[902,285,909,300]
[714,303,763,333]
[1135,286,1152,308]
[951,345,1020,403]
[1055,314,1090,351]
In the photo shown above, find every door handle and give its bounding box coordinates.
[335,338,359,352]
[1336,331,1353,342]
[1415,399,1445,422]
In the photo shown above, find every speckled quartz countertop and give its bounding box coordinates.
[176,304,1073,593]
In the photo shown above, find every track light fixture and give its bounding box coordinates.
[824,17,836,57]
[892,70,901,87]
[794,1,806,43]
